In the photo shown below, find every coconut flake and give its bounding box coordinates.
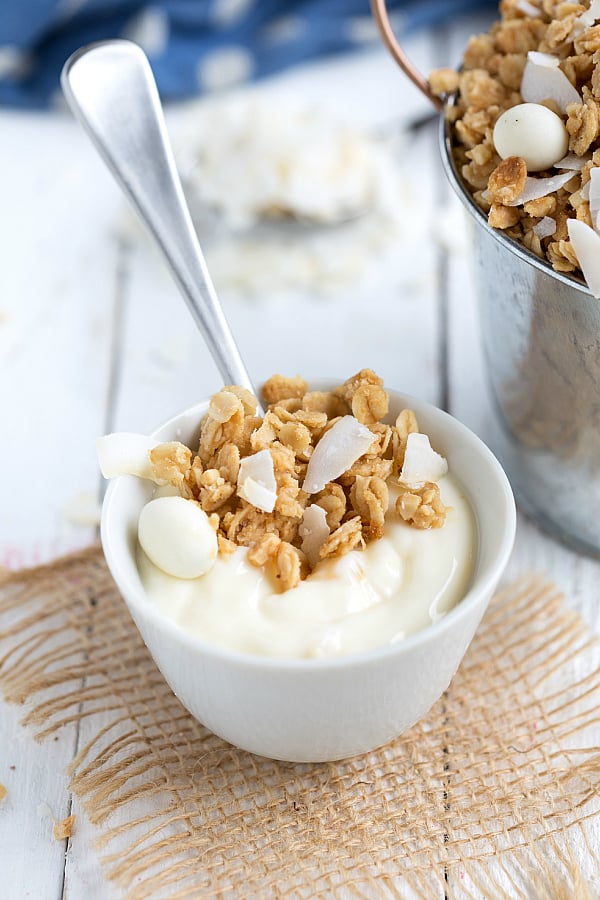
[571,0,600,38]
[515,0,541,15]
[527,51,560,69]
[509,171,576,205]
[97,433,159,480]
[533,216,557,238]
[588,168,600,232]
[237,449,277,512]
[303,415,375,494]
[399,433,448,487]
[582,180,591,201]
[299,505,330,567]
[521,51,581,113]
[555,153,589,171]
[567,219,600,297]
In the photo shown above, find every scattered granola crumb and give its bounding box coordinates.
[53,814,76,841]
[0,783,6,803]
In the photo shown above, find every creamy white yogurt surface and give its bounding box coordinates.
[137,476,475,659]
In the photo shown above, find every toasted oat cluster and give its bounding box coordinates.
[149,371,448,591]
[430,0,600,277]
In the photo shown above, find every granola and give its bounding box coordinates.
[430,0,600,284]
[395,483,447,530]
[144,372,449,591]
[53,814,76,841]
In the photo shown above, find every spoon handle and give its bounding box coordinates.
[61,40,257,397]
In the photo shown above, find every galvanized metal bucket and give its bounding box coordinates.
[372,0,600,557]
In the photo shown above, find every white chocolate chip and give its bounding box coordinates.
[493,103,569,172]
[138,496,218,579]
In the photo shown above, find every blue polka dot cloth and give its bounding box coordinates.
[0,0,496,109]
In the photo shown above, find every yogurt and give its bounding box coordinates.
[137,475,475,659]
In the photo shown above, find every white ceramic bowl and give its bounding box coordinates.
[101,386,516,762]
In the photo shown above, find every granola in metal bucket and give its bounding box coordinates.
[430,0,600,295]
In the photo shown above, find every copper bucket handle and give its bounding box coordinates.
[371,0,443,111]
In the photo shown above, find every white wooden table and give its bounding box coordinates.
[2,15,599,898]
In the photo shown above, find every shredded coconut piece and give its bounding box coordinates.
[571,0,600,39]
[521,52,581,113]
[533,216,557,239]
[509,171,576,206]
[588,167,600,231]
[298,505,330,567]
[400,433,448,487]
[515,0,540,15]
[237,450,277,512]
[302,416,375,494]
[567,219,600,296]
[178,100,382,229]
[555,153,589,171]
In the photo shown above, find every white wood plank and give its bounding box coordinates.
[0,110,122,897]
[0,112,122,567]
[0,700,76,900]
[63,797,122,900]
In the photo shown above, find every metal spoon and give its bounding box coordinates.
[61,39,258,399]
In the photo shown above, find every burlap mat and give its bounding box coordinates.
[1,546,599,899]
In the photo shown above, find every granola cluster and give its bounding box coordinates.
[149,371,448,592]
[430,0,600,276]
